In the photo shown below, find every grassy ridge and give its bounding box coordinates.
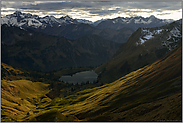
[1,63,94,121]
[43,46,181,121]
[1,46,182,121]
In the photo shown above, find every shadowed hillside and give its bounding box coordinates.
[96,21,182,83]
[27,46,181,121]
[2,25,120,72]
[1,45,182,121]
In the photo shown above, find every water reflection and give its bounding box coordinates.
[59,70,98,84]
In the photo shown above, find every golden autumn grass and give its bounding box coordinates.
[1,46,182,121]
[30,46,182,121]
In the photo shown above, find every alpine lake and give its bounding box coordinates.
[59,70,98,85]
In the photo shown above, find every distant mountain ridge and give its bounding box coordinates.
[2,24,120,72]
[2,11,177,44]
[96,15,174,30]
[33,23,134,43]
[1,11,134,43]
[1,11,79,28]
[2,11,174,30]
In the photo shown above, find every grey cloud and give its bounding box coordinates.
[157,13,171,16]
[19,1,96,11]
[125,2,181,11]
[3,1,181,11]
[89,9,121,16]
[1,1,181,19]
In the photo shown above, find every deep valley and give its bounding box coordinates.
[1,10,182,122]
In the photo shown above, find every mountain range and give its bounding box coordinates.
[1,11,175,43]
[2,11,174,30]
[1,11,79,28]
[96,20,182,83]
[1,11,182,122]
[2,24,120,72]
[96,15,174,30]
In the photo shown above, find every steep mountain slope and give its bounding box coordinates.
[98,27,134,43]
[96,15,174,30]
[29,45,181,122]
[1,45,181,122]
[2,25,120,72]
[96,20,182,83]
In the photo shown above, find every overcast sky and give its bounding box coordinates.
[1,1,182,22]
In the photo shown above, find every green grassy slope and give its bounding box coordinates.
[39,46,181,121]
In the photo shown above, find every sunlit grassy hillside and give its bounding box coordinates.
[1,63,79,122]
[1,46,182,121]
[34,46,181,121]
[1,79,50,122]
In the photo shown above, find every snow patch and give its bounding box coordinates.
[1,17,9,25]
[134,18,152,24]
[154,29,163,34]
[20,15,25,18]
[170,27,181,37]
[24,18,42,28]
[139,38,146,44]
[143,34,154,40]
[9,17,18,26]
[136,28,164,45]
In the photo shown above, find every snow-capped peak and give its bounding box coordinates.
[13,11,22,16]
[64,15,71,20]
[1,11,79,28]
[76,19,94,25]
[105,15,174,25]
[149,15,156,19]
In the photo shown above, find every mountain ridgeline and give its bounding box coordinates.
[1,11,175,43]
[96,15,174,30]
[2,24,120,72]
[96,20,182,83]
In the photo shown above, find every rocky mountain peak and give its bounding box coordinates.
[13,11,22,15]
